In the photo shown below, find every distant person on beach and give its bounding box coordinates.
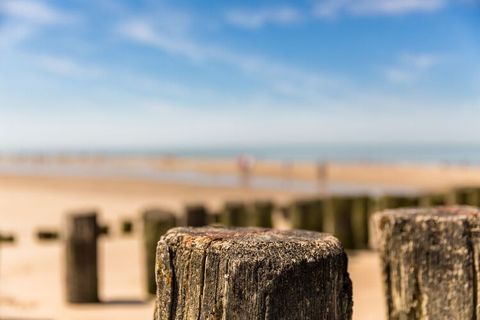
[317,161,328,195]
[282,160,294,189]
[237,154,255,188]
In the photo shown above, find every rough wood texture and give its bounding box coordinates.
[143,208,176,295]
[371,206,480,320]
[155,227,352,320]
[184,204,209,227]
[65,212,99,303]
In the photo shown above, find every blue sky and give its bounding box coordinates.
[0,0,479,150]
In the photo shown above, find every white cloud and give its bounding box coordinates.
[34,55,103,78]
[0,0,77,25]
[226,6,301,29]
[117,19,341,101]
[401,53,441,70]
[0,0,79,52]
[0,23,33,50]
[315,0,448,18]
[383,53,442,84]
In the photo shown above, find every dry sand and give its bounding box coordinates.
[2,156,479,319]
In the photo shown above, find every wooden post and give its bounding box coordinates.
[155,227,352,319]
[220,201,248,227]
[289,198,323,232]
[36,229,60,241]
[371,206,480,319]
[350,195,372,249]
[248,200,274,227]
[375,194,420,211]
[419,192,448,207]
[210,211,221,224]
[65,212,99,303]
[121,218,134,235]
[184,204,208,227]
[143,208,176,295]
[448,186,480,206]
[324,196,355,250]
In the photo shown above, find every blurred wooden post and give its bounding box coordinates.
[121,218,134,235]
[419,192,448,207]
[324,196,355,249]
[289,199,324,232]
[210,211,221,224]
[36,229,60,241]
[371,206,480,319]
[448,187,480,206]
[220,201,248,227]
[143,209,176,295]
[65,212,99,303]
[155,227,352,319]
[184,204,208,227]
[248,200,274,227]
[375,194,420,211]
[350,195,371,249]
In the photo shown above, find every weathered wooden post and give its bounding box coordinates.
[220,201,248,227]
[143,208,176,295]
[289,198,323,232]
[184,204,208,227]
[248,200,274,227]
[371,206,480,319]
[155,227,352,319]
[65,212,99,303]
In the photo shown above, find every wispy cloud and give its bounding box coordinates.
[0,0,77,25]
[0,0,79,51]
[383,53,442,84]
[225,6,301,29]
[118,19,342,100]
[315,0,449,18]
[34,55,103,78]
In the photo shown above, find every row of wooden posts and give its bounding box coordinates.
[59,185,480,304]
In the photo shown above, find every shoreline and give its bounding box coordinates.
[2,156,480,191]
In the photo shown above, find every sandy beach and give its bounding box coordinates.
[2,156,480,319]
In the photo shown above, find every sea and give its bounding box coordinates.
[34,143,480,165]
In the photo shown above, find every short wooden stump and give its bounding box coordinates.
[371,206,480,319]
[155,227,352,320]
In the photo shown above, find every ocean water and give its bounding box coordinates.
[113,143,480,164]
[4,143,480,164]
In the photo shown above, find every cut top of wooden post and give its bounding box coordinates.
[371,205,480,247]
[155,226,352,320]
